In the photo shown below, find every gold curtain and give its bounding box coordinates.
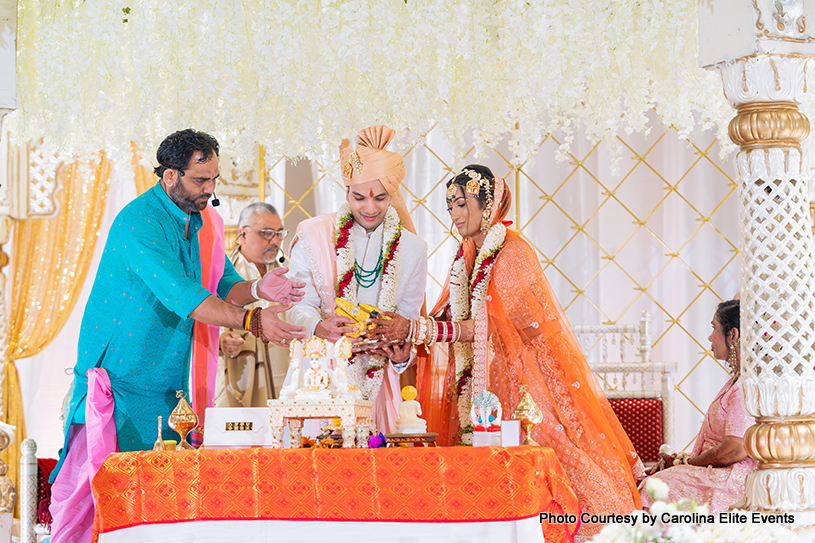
[133,144,155,195]
[2,157,111,512]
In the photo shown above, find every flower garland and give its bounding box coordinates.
[448,222,507,442]
[12,0,739,177]
[334,202,402,401]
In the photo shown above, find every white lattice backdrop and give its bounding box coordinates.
[17,118,739,457]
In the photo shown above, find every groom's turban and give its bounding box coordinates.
[339,126,415,233]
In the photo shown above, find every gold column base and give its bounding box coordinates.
[729,102,810,150]
[744,417,815,464]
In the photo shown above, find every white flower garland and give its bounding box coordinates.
[11,0,740,176]
[449,222,507,439]
[335,202,402,401]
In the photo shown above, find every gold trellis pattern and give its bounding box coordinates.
[259,123,739,451]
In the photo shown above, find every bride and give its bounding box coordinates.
[371,165,643,535]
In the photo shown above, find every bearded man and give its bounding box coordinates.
[287,126,427,434]
[49,129,305,543]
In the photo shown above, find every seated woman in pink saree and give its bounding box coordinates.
[640,299,756,512]
[372,165,643,537]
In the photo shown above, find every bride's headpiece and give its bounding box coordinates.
[447,167,504,232]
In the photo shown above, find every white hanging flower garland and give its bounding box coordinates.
[12,0,738,176]
[448,222,507,441]
[334,202,402,401]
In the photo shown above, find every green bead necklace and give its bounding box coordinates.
[354,250,383,288]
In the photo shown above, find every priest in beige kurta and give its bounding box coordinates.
[214,203,291,406]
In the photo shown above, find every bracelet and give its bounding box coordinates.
[452,321,461,343]
[249,308,269,344]
[408,319,416,345]
[672,452,688,467]
[434,321,445,344]
[250,278,261,301]
[243,310,252,332]
[416,317,428,345]
[427,317,437,347]
[435,321,455,343]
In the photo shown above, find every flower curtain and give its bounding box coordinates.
[2,157,110,508]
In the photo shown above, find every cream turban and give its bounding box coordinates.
[339,125,415,234]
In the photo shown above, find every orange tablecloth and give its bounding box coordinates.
[92,446,579,542]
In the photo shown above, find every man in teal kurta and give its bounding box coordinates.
[49,129,306,543]
[61,180,244,456]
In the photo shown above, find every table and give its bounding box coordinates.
[91,446,579,543]
[267,397,373,448]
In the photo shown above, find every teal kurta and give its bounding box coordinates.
[53,183,243,478]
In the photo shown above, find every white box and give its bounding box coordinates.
[500,420,520,446]
[203,407,273,449]
[472,431,502,447]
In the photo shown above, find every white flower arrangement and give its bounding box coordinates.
[10,0,741,175]
[590,478,797,543]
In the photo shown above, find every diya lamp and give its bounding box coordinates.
[168,391,198,450]
[512,387,543,446]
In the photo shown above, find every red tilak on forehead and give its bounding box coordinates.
[369,188,375,198]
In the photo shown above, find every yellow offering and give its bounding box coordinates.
[334,298,390,338]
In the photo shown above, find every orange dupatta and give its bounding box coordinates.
[416,186,642,517]
[191,206,226,425]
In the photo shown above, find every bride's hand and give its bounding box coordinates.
[366,312,410,342]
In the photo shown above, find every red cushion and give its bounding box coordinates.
[609,398,663,463]
[37,458,58,527]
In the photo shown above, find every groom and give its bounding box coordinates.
[287,125,427,434]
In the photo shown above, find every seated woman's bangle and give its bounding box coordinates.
[672,452,688,467]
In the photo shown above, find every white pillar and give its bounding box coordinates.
[19,439,36,543]
[700,2,815,534]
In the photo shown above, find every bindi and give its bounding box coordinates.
[369,189,375,198]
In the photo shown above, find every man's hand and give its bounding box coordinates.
[315,315,358,343]
[370,341,412,364]
[260,304,306,345]
[220,331,246,358]
[257,268,306,303]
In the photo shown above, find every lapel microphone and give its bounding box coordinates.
[211,192,220,207]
